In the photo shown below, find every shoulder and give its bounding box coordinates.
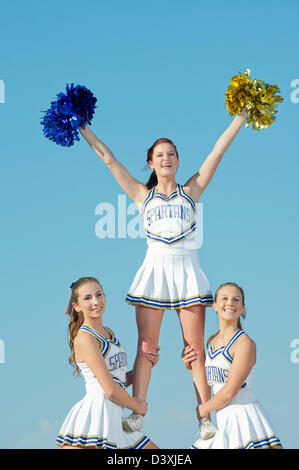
[178,183,198,206]
[181,178,201,203]
[134,184,152,205]
[207,335,217,349]
[236,332,256,349]
[134,186,153,212]
[232,333,256,361]
[139,184,152,199]
[74,329,98,348]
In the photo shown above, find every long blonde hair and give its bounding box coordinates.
[207,282,245,348]
[65,276,103,375]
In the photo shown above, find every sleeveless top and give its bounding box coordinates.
[206,330,257,407]
[142,184,198,251]
[77,325,128,392]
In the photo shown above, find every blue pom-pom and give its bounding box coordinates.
[41,84,97,147]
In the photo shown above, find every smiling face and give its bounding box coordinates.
[72,281,106,322]
[149,142,179,178]
[214,284,245,324]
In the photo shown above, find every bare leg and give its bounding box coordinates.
[133,305,164,400]
[177,305,210,407]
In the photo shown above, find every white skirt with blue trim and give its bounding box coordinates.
[125,245,213,310]
[56,365,151,449]
[191,401,282,449]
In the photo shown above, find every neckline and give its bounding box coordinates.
[80,324,113,341]
[210,329,243,354]
[155,184,179,200]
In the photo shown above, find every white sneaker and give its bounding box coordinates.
[122,413,143,432]
[198,417,218,440]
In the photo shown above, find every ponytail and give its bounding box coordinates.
[145,170,158,189]
[68,310,84,375]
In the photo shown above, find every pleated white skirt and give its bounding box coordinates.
[56,382,151,449]
[126,245,213,310]
[191,402,282,449]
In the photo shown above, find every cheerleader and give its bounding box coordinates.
[182,282,283,449]
[56,276,159,449]
[80,107,248,438]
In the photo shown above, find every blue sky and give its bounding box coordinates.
[0,0,298,449]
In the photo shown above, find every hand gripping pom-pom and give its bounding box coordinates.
[41,84,97,147]
[225,69,283,130]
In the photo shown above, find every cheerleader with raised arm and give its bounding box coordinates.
[79,108,248,439]
[42,71,283,441]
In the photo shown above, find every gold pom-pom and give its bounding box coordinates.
[225,69,283,130]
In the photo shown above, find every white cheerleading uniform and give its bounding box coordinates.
[125,184,213,310]
[56,325,152,449]
[191,330,282,449]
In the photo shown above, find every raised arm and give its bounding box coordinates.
[197,336,256,418]
[75,332,148,415]
[183,108,248,202]
[80,126,149,204]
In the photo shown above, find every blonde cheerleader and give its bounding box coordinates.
[56,276,159,449]
[183,282,282,449]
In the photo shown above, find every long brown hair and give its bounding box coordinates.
[65,276,103,375]
[207,282,245,348]
[145,138,179,189]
